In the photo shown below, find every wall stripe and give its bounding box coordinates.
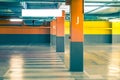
[84,34,112,44]
[65,21,112,34]
[0,26,50,34]
[84,28,112,34]
[0,34,50,45]
[0,20,23,25]
[84,21,111,28]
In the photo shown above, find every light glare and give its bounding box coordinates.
[22,9,62,17]
[10,19,23,22]
[109,19,120,22]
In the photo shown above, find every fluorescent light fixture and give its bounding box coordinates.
[22,9,62,17]
[10,19,23,22]
[109,18,120,22]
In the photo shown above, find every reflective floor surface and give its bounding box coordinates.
[84,44,120,80]
[0,44,120,80]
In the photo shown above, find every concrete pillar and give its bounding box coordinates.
[56,11,65,52]
[70,0,84,72]
[50,20,56,48]
[50,21,53,46]
[112,22,120,43]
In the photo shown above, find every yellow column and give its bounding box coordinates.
[112,22,120,43]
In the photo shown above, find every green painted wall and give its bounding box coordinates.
[0,34,50,45]
[84,34,112,44]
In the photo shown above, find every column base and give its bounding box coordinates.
[70,42,84,72]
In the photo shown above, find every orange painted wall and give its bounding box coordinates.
[0,26,50,34]
[0,20,50,34]
[0,20,23,24]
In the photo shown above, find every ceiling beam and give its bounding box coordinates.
[22,0,65,2]
[85,1,120,3]
[0,0,65,2]
[85,3,111,14]
[85,12,120,17]
[85,4,120,7]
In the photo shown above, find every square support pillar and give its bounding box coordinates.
[56,11,65,52]
[70,0,84,72]
[51,20,56,48]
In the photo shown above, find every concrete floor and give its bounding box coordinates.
[0,44,120,80]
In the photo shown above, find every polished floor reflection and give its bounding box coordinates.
[64,44,120,80]
[0,44,120,80]
[0,45,74,80]
[84,44,120,80]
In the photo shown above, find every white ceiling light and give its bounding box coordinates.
[10,19,23,22]
[109,18,120,22]
[22,9,62,17]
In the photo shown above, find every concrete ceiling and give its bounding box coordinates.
[84,0,120,20]
[0,0,65,26]
[0,0,120,24]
